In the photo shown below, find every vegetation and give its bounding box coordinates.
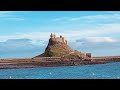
[62,51,82,59]
[35,35,83,59]
[39,43,73,57]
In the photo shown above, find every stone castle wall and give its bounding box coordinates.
[50,33,67,44]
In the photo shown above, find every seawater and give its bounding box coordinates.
[0,62,120,79]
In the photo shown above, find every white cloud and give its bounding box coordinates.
[0,38,46,52]
[0,24,120,42]
[0,38,46,58]
[69,36,120,56]
[77,37,119,43]
[52,14,120,24]
[0,11,15,14]
[52,17,70,21]
[0,11,25,21]
[78,14,120,20]
[0,23,120,57]
[0,11,15,17]
[3,17,25,21]
[0,32,51,42]
[105,11,120,14]
[89,37,118,43]
[0,37,119,58]
[62,24,120,40]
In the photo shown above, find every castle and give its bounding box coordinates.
[50,33,68,45]
[49,33,91,58]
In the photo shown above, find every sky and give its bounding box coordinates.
[0,11,120,58]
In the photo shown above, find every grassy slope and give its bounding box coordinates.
[36,42,83,59]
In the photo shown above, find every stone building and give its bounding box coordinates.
[50,33,68,44]
[86,53,92,58]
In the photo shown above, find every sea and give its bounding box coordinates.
[0,62,120,79]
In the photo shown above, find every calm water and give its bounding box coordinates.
[0,62,120,79]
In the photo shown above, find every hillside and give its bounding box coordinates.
[34,33,84,59]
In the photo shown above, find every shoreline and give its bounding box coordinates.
[0,60,110,70]
[0,56,120,69]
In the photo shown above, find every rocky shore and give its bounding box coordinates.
[0,57,119,69]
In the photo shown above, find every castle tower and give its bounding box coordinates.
[63,37,66,43]
[50,33,54,38]
[62,37,65,43]
[53,33,56,38]
[65,40,68,45]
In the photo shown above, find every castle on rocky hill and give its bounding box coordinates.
[34,33,92,59]
[50,33,68,45]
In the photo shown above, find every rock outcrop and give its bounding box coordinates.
[34,33,89,59]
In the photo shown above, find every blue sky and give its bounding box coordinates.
[0,11,120,58]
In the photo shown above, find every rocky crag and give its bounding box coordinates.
[34,33,91,59]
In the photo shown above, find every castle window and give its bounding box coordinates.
[60,35,62,38]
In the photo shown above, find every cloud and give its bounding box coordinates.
[0,11,15,17]
[0,38,47,50]
[52,14,120,24]
[76,14,120,20]
[0,11,25,21]
[3,17,25,21]
[0,32,51,42]
[0,39,34,51]
[76,37,118,43]
[75,37,119,47]
[52,17,70,21]
[0,11,15,14]
[0,38,47,58]
[105,11,120,14]
[64,24,120,40]
[0,24,120,42]
[0,23,120,57]
[69,37,120,56]
[0,33,120,58]
[0,11,14,15]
